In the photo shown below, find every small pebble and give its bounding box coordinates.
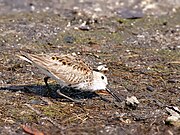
[146,85,155,92]
[126,96,139,109]
[64,36,75,43]
[168,79,178,83]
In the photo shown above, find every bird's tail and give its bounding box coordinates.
[18,54,33,63]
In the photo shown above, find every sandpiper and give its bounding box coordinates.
[19,53,121,103]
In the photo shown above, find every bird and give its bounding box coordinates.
[18,52,121,103]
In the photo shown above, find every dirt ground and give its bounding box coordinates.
[0,0,180,135]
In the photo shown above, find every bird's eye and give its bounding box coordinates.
[101,76,104,80]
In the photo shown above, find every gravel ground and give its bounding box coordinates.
[0,0,180,135]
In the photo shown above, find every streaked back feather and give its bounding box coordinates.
[19,53,93,86]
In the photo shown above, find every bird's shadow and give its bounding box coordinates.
[0,84,99,101]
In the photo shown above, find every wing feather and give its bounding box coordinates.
[19,53,93,85]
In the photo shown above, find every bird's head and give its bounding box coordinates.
[91,71,122,102]
[91,71,108,91]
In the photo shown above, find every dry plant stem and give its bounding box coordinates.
[25,104,41,115]
[41,117,65,130]
[25,104,64,130]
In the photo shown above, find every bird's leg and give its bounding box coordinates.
[56,89,82,103]
[44,77,82,103]
[44,76,51,95]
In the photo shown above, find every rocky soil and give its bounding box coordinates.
[0,0,180,134]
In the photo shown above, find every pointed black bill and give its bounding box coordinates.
[105,88,122,102]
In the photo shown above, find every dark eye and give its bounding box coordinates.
[101,76,104,80]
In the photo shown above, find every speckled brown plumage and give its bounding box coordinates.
[21,53,93,86]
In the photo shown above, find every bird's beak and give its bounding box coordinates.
[105,88,122,102]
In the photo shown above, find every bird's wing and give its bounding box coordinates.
[19,53,93,85]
